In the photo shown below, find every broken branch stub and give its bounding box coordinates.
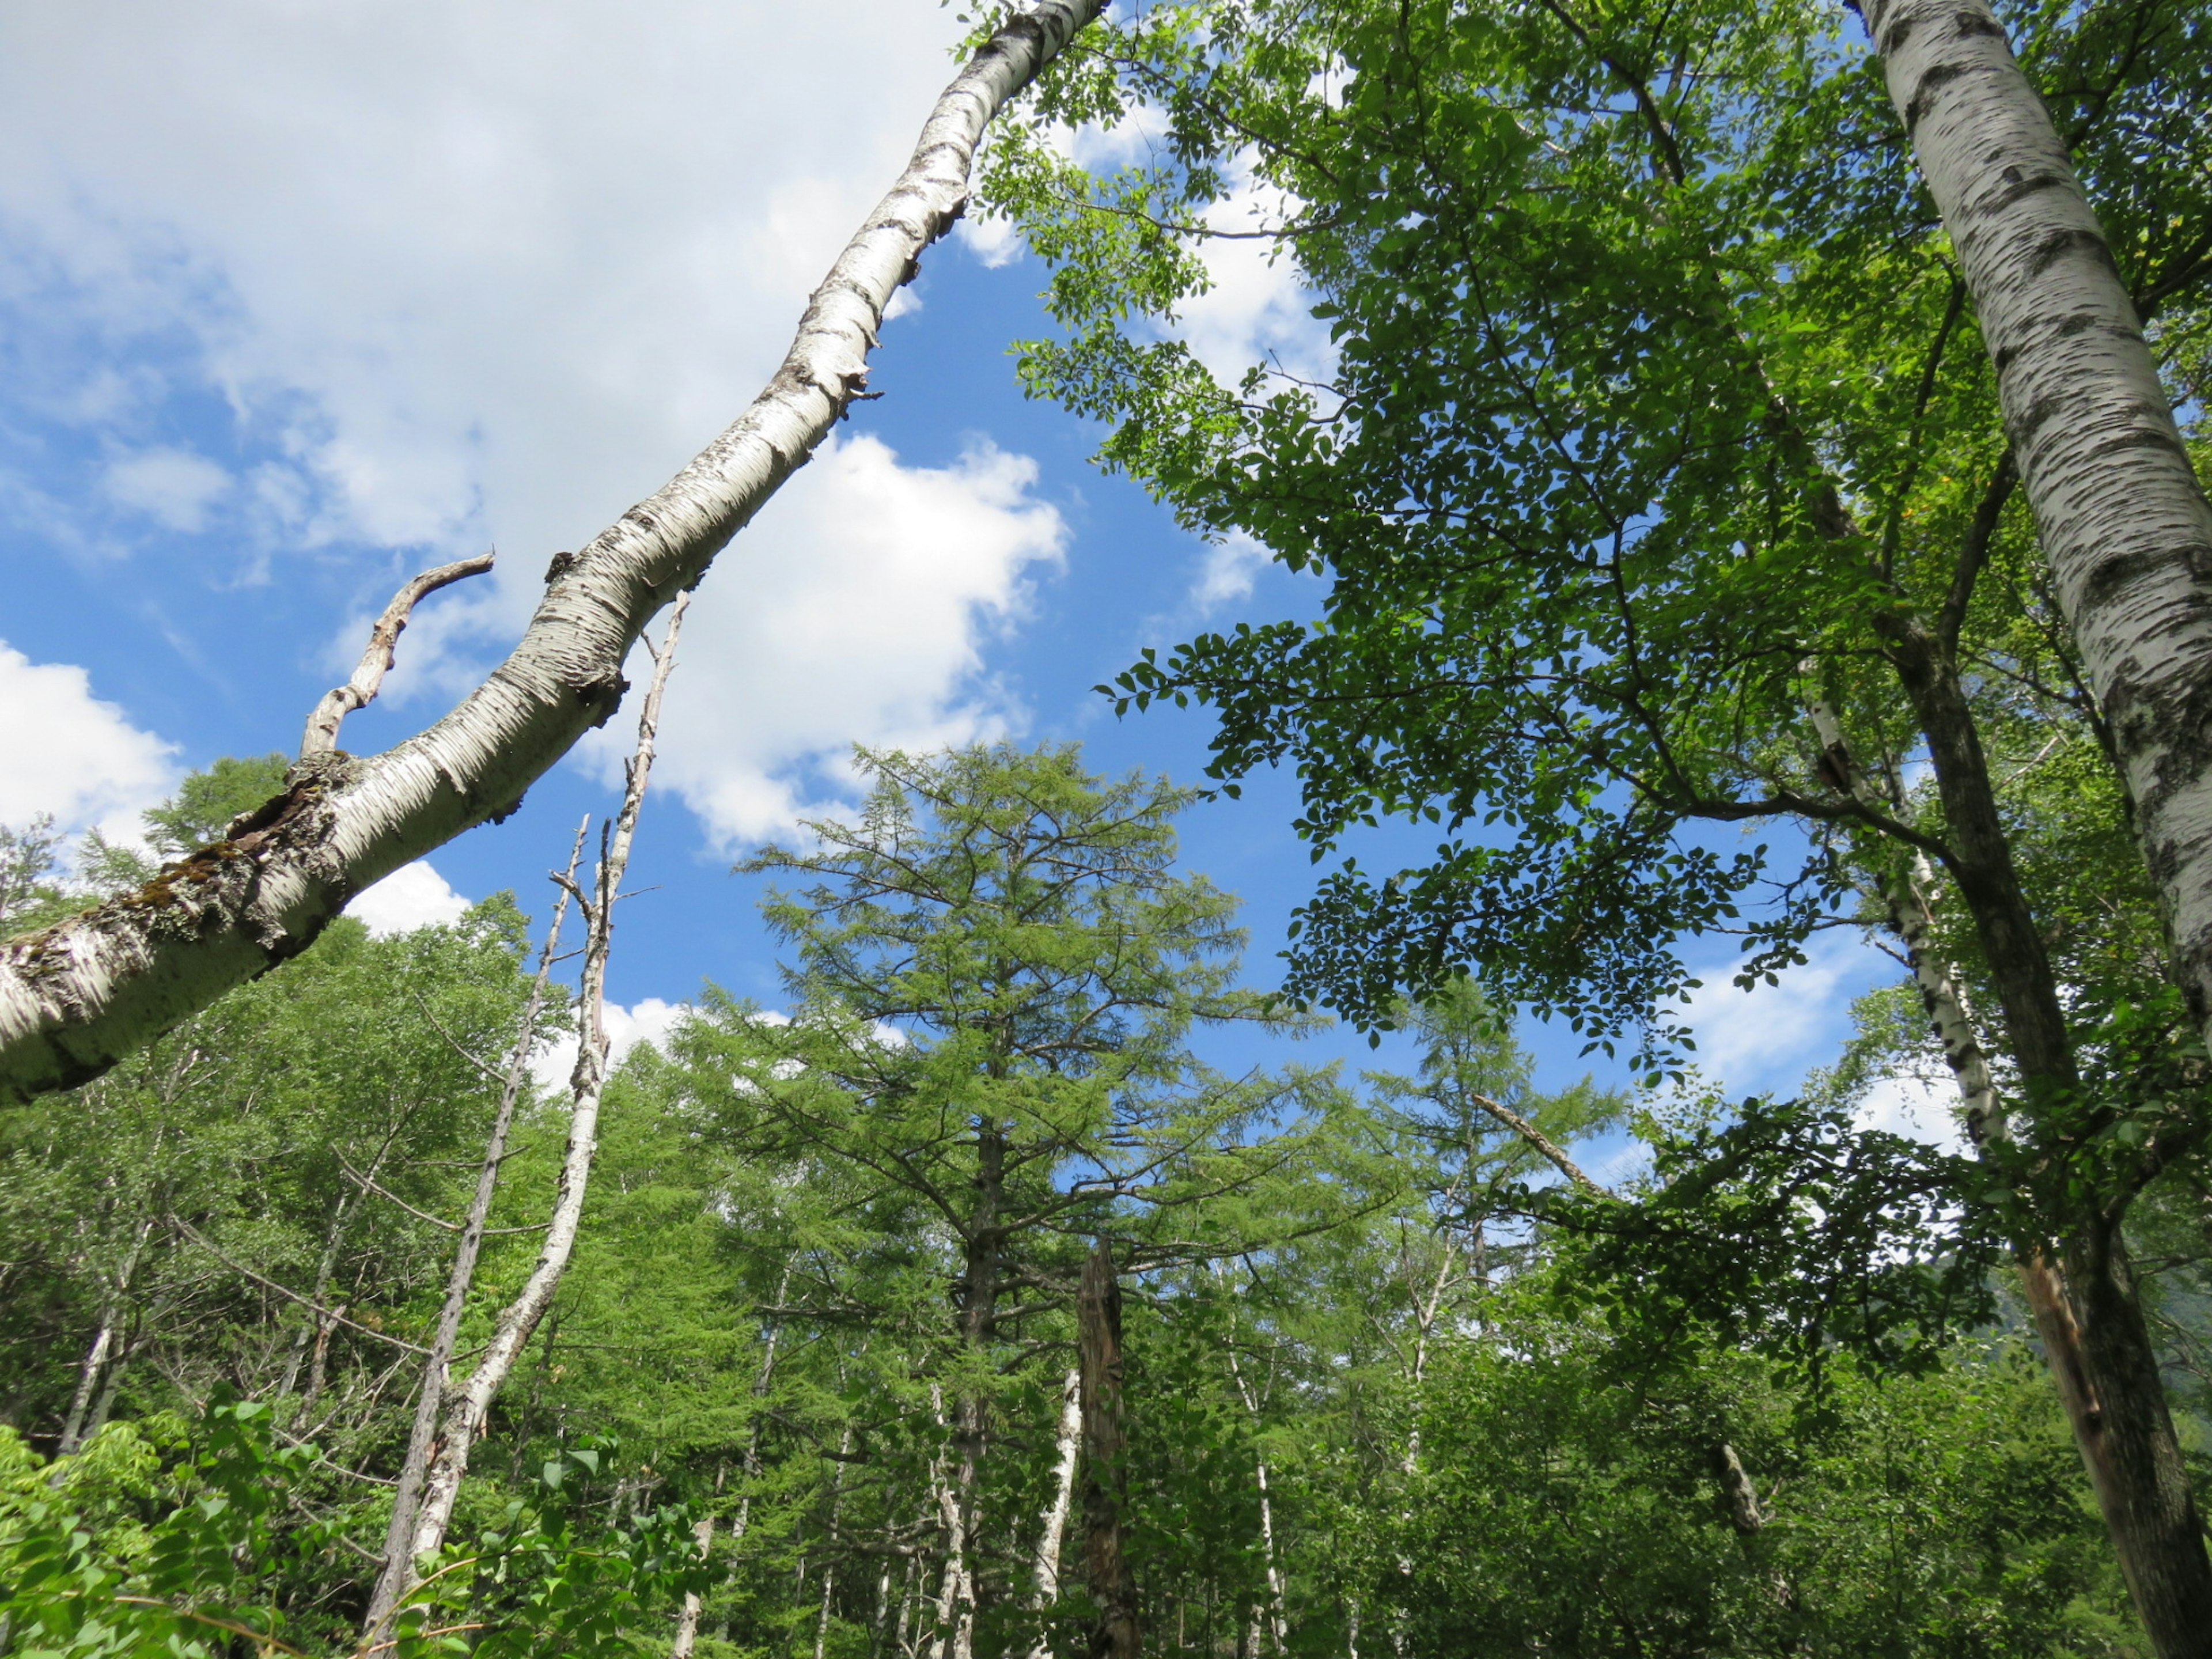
[0,0,1107,1104]
[300,554,497,759]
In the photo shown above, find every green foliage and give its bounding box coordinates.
[143,754,291,858]
[1555,1095,2003,1378]
[1393,1313,2128,1657]
[0,1406,703,1659]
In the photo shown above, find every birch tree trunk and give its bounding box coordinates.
[926,1381,976,1659]
[370,600,686,1638]
[1862,0,2212,1059]
[1025,1366,1083,1659]
[57,1214,154,1456]
[1224,1342,1287,1657]
[0,0,1108,1108]
[361,825,586,1638]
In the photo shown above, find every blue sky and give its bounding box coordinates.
[0,0,1944,1148]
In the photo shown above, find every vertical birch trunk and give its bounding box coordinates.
[926,1379,976,1659]
[1861,0,2212,1062]
[1078,1242,1139,1659]
[1025,1366,1084,1659]
[57,1214,153,1456]
[371,597,687,1637]
[813,1422,857,1659]
[362,825,588,1637]
[1224,1342,1287,1657]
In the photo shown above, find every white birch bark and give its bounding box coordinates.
[362,825,586,1638]
[1224,1341,1288,1657]
[1863,0,2212,1055]
[57,1214,154,1456]
[389,599,686,1606]
[1024,1366,1083,1659]
[0,0,1108,1107]
[670,1513,716,1659]
[925,1381,976,1659]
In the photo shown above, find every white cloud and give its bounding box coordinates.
[1677,930,1890,1097]
[101,445,232,532]
[1190,530,1272,613]
[1175,173,1335,392]
[0,0,980,604]
[611,431,1066,843]
[531,995,691,1093]
[953,210,1023,270]
[346,858,470,936]
[0,643,177,831]
[1854,1071,1967,1154]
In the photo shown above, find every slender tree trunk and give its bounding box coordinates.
[57,1214,153,1456]
[362,825,588,1638]
[671,1513,715,1659]
[1809,673,2212,1652]
[1863,0,2212,1092]
[927,1381,975,1659]
[1027,1366,1084,1659]
[1223,1345,1286,1658]
[369,599,686,1639]
[1079,1242,1139,1659]
[814,1423,856,1659]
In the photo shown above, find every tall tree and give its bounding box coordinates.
[980,0,2212,1643]
[693,743,1342,1659]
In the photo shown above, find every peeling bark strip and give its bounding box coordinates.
[0,0,1107,1106]
[1863,0,2212,1051]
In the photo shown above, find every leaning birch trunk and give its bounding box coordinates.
[1025,1366,1083,1659]
[1862,0,2212,1055]
[361,825,588,1638]
[0,0,1109,1107]
[387,599,687,1615]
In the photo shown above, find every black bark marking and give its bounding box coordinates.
[1903,61,1968,136]
[1953,7,2006,40]
[1990,166,2069,212]
[2027,224,2117,279]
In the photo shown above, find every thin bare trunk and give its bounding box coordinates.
[1026,1366,1084,1659]
[58,1215,153,1456]
[372,598,685,1637]
[362,824,589,1638]
[0,0,1110,1108]
[1223,1342,1286,1658]
[813,1422,856,1659]
[671,1513,715,1659]
[1811,675,2212,1650]
[927,1381,975,1659]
